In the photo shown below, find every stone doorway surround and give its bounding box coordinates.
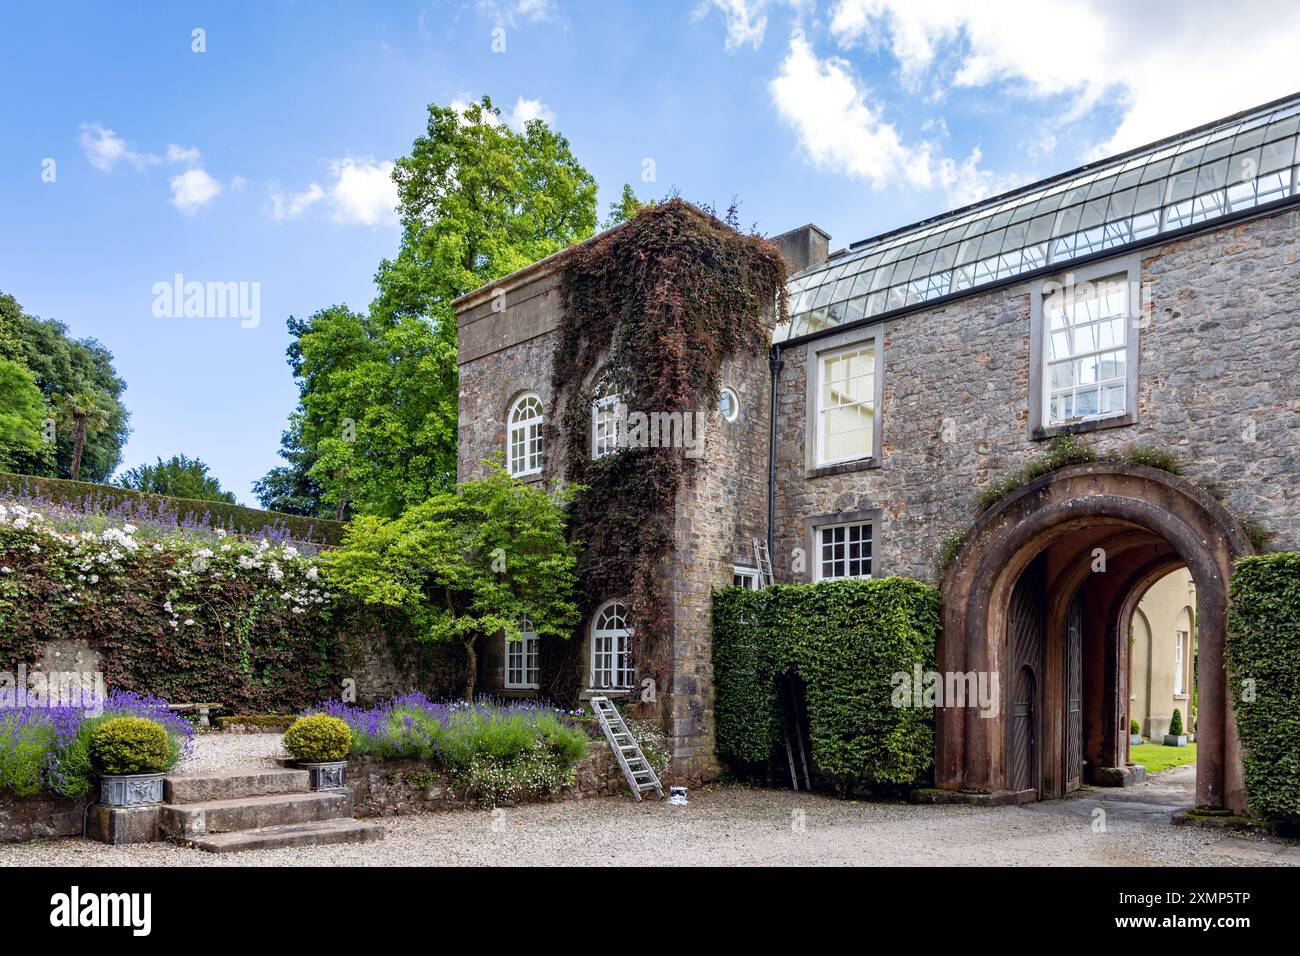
[938,463,1253,811]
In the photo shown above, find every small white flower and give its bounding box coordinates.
[0,567,11,575]
[184,619,195,627]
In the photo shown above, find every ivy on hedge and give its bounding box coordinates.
[713,577,940,788]
[1226,552,1300,826]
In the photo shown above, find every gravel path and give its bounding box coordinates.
[173,732,286,773]
[4,737,1296,866]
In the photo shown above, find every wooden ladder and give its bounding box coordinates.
[590,696,663,801]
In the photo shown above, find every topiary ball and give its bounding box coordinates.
[90,716,171,776]
[283,714,352,763]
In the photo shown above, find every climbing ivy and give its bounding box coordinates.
[550,199,786,700]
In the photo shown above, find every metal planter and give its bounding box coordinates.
[300,760,348,791]
[99,773,165,807]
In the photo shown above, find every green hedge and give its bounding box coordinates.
[0,472,345,545]
[713,577,940,788]
[1226,553,1300,826]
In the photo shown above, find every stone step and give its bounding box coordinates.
[184,818,384,854]
[159,791,351,839]
[164,768,310,804]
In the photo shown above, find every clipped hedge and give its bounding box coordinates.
[0,472,345,545]
[713,577,940,788]
[1226,553,1300,826]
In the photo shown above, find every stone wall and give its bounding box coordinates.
[0,792,92,843]
[347,741,640,816]
[773,207,1300,584]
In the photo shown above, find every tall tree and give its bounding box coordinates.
[601,182,654,229]
[0,357,50,473]
[326,463,579,700]
[261,97,597,518]
[52,388,114,482]
[0,292,130,482]
[117,454,237,503]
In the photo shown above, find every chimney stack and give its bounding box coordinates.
[771,223,831,274]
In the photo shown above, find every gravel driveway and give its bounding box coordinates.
[3,737,1296,866]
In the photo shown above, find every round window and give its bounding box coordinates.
[719,387,739,422]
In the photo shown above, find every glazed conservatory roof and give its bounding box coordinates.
[778,92,1300,343]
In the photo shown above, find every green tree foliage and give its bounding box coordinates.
[52,388,114,482]
[601,182,654,229]
[116,454,237,504]
[0,357,51,473]
[261,97,597,518]
[0,291,130,482]
[326,463,580,700]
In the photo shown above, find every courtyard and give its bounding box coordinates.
[1,732,1294,867]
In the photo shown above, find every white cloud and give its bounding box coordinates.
[478,0,553,26]
[507,96,555,130]
[695,0,772,51]
[164,143,202,164]
[79,123,161,172]
[770,36,1024,207]
[828,0,1300,157]
[169,168,223,215]
[271,158,398,227]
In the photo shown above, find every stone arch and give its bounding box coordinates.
[939,463,1252,810]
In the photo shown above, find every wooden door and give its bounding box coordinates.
[1064,593,1084,792]
[1006,560,1044,797]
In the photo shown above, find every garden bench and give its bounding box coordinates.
[168,702,223,729]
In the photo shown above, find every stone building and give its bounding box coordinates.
[455,93,1300,809]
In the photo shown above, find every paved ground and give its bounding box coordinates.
[4,737,1297,866]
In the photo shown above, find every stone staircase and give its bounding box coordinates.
[159,767,383,854]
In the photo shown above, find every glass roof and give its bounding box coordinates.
[777,94,1300,342]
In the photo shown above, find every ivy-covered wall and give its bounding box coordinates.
[0,504,454,711]
[1226,552,1300,828]
[713,577,940,789]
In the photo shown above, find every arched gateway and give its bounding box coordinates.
[939,463,1253,811]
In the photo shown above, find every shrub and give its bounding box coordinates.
[283,714,352,763]
[0,691,193,797]
[90,717,170,775]
[310,695,596,804]
[1130,719,1141,736]
[1226,553,1300,826]
[713,577,940,789]
[1168,709,1183,737]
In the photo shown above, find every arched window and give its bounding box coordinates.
[507,393,544,477]
[590,601,632,690]
[505,615,539,689]
[591,372,622,460]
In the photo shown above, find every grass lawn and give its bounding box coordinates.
[1130,742,1197,774]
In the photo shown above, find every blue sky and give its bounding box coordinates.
[2,0,1297,503]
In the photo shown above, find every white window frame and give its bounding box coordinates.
[719,387,740,422]
[1029,254,1141,440]
[812,518,876,582]
[732,565,760,590]
[591,373,622,460]
[505,616,540,690]
[1173,629,1187,696]
[805,325,883,474]
[589,600,633,690]
[506,393,544,477]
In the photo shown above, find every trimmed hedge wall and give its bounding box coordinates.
[0,472,345,545]
[1226,553,1300,826]
[713,577,940,788]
